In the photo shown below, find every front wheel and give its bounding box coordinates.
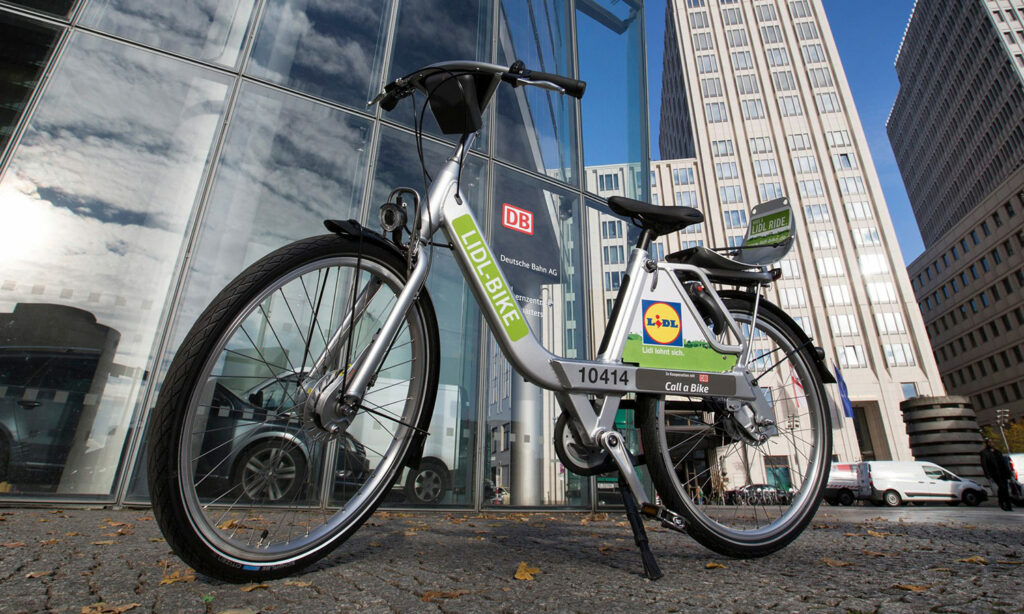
[148,234,439,582]
[639,295,831,558]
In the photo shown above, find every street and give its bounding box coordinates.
[1,504,1022,613]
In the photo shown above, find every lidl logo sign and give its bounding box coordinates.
[642,300,682,346]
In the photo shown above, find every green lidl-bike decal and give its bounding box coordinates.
[621,333,738,372]
[745,209,791,246]
[452,214,529,341]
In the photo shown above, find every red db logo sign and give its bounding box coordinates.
[502,203,533,235]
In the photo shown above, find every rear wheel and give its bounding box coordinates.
[639,295,831,558]
[404,459,449,505]
[148,234,439,582]
[962,490,981,506]
[883,490,902,507]
[837,489,855,506]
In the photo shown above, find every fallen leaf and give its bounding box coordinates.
[960,524,976,529]
[892,584,931,592]
[369,542,381,547]
[866,530,892,538]
[421,589,472,602]
[284,580,313,587]
[821,558,853,567]
[80,603,141,614]
[91,540,115,546]
[957,555,987,565]
[843,532,862,537]
[103,519,133,528]
[148,538,165,543]
[929,567,952,572]
[705,562,728,569]
[241,583,268,592]
[159,568,196,585]
[135,516,153,522]
[39,539,60,546]
[514,562,540,581]
[25,571,52,578]
[65,532,83,537]
[861,550,887,558]
[996,560,1024,565]
[3,542,25,548]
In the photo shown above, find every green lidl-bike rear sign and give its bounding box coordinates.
[452,214,529,341]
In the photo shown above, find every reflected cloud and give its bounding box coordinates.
[80,0,256,67]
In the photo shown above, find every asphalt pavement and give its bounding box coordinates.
[1,504,1023,613]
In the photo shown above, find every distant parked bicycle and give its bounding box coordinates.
[147,60,834,582]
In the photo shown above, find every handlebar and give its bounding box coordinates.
[369,60,586,111]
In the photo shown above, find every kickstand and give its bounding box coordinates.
[618,474,663,580]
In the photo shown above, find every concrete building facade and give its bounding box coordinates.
[655,0,946,463]
[890,0,1024,426]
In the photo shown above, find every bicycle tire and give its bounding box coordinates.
[639,294,831,558]
[148,233,439,582]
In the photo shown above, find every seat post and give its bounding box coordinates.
[636,228,655,251]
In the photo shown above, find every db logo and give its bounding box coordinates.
[642,300,683,347]
[699,374,709,383]
[502,203,533,235]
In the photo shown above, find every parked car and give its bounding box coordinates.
[824,462,870,506]
[865,461,987,507]
[725,483,791,505]
[245,372,464,505]
[195,382,369,503]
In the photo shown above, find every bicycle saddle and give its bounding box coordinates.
[608,196,703,236]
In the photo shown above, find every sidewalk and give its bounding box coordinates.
[1,506,1022,613]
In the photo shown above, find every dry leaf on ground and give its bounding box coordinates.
[284,580,313,587]
[25,571,52,578]
[80,603,140,614]
[705,562,728,569]
[2,542,26,548]
[821,558,853,567]
[514,562,540,581]
[159,568,196,585]
[91,540,115,546]
[421,589,472,602]
[957,555,988,565]
[241,583,268,592]
[996,560,1024,565]
[861,550,887,557]
[39,539,60,546]
[866,530,892,538]
[892,584,931,592]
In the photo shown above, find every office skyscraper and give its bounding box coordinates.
[654,0,945,462]
[889,0,1024,425]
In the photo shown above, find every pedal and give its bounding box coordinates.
[640,503,687,534]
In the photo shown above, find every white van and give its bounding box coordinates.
[824,462,870,506]
[865,461,988,507]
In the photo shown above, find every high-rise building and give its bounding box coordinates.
[656,0,945,463]
[889,0,1024,426]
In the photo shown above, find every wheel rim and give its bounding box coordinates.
[177,256,429,566]
[650,310,827,543]
[412,469,442,503]
[239,445,301,501]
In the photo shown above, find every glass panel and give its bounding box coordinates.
[368,125,486,507]
[246,0,391,110]
[0,12,61,153]
[493,0,579,185]
[4,0,75,17]
[124,82,373,500]
[0,32,231,496]
[484,165,589,507]
[79,0,257,68]
[385,0,492,148]
[576,0,648,199]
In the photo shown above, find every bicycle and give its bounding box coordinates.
[147,60,835,582]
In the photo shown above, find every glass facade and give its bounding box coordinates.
[0,0,648,508]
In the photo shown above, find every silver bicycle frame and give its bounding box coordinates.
[339,132,763,505]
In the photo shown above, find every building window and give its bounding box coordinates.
[771,70,796,91]
[693,32,715,50]
[804,203,830,222]
[845,201,873,220]
[875,312,906,334]
[754,158,778,176]
[749,136,773,153]
[798,179,824,197]
[755,4,778,21]
[829,314,859,336]
[724,209,748,228]
[766,47,790,67]
[719,185,744,203]
[788,133,812,150]
[697,54,719,73]
[823,284,852,305]
[601,220,623,239]
[741,98,766,119]
[673,167,695,185]
[810,230,837,249]
[598,173,620,191]
[793,155,817,173]
[736,74,760,94]
[716,161,739,179]
[727,28,749,47]
[802,44,826,63]
[731,51,754,70]
[795,21,819,40]
[853,227,881,246]
[759,182,784,200]
[836,345,867,368]
[700,77,723,97]
[705,101,728,122]
[866,282,897,304]
[816,256,844,277]
[761,24,783,44]
[779,287,806,308]
[712,139,734,156]
[858,254,889,276]
[884,343,916,367]
[779,95,802,116]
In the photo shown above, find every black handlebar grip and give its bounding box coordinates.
[527,70,587,99]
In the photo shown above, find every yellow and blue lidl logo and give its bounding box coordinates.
[642,300,682,346]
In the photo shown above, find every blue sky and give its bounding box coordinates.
[645,0,923,264]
